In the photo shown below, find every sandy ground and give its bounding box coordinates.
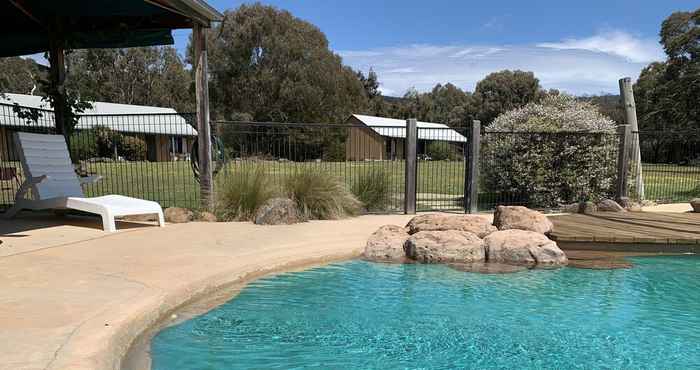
[0,213,416,370]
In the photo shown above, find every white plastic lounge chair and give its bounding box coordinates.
[3,132,165,232]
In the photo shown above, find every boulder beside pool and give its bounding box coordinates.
[164,207,193,223]
[363,225,410,262]
[254,198,302,225]
[597,198,626,212]
[493,206,553,234]
[404,230,485,264]
[484,229,568,267]
[405,213,497,237]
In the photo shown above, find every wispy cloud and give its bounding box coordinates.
[339,31,663,97]
[537,30,664,63]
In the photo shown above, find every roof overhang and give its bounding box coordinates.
[0,0,223,58]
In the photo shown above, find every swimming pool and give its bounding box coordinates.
[152,256,700,369]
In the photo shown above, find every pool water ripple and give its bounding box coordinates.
[152,256,700,369]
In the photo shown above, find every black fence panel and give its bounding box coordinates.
[215,121,407,214]
[0,102,199,210]
[637,130,700,203]
[2,101,698,215]
[415,126,467,212]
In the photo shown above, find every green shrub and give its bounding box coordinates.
[216,165,278,221]
[69,130,99,160]
[425,141,458,161]
[482,94,618,208]
[94,126,120,158]
[118,135,146,161]
[351,167,392,211]
[285,168,361,219]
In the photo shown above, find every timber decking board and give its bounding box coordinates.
[550,212,700,245]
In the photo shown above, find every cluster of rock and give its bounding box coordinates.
[563,197,642,214]
[364,206,567,271]
[691,199,700,213]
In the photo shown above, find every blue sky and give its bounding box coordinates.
[175,2,694,96]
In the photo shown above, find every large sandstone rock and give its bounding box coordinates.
[492,206,553,234]
[597,199,626,212]
[197,211,218,222]
[405,230,485,263]
[164,207,193,223]
[484,229,568,267]
[691,199,700,213]
[363,225,410,262]
[254,198,301,225]
[405,214,496,237]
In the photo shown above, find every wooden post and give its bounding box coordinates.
[464,120,481,213]
[48,28,67,136]
[404,118,417,214]
[616,124,632,201]
[619,77,644,201]
[193,23,214,210]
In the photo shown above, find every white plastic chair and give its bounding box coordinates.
[3,132,165,232]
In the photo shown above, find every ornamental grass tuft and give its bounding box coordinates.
[285,168,362,220]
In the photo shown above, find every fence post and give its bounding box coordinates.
[616,124,632,201]
[619,77,644,201]
[404,118,417,214]
[193,23,214,210]
[464,120,481,214]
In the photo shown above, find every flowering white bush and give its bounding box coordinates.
[482,94,619,208]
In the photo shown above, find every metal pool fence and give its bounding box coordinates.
[636,130,700,203]
[1,102,698,214]
[0,102,199,209]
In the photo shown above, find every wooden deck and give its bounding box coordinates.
[550,212,700,252]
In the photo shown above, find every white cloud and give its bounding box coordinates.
[339,32,662,97]
[537,30,664,63]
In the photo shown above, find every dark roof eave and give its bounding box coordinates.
[151,0,223,26]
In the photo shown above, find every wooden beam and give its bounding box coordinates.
[464,120,481,213]
[404,118,417,214]
[48,22,67,136]
[618,77,644,201]
[8,0,44,28]
[193,23,214,210]
[616,124,632,201]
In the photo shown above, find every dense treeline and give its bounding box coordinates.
[0,4,696,140]
[634,8,699,163]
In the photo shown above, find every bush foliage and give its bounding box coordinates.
[68,127,146,161]
[425,141,459,161]
[351,167,392,211]
[482,94,618,207]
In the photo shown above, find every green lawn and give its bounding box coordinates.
[1,160,697,210]
[642,164,700,203]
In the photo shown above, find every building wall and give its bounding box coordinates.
[0,127,10,161]
[345,116,386,161]
[155,134,170,162]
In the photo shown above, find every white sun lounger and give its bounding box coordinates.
[3,132,165,232]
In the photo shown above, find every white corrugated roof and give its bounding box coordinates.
[351,114,467,142]
[0,93,196,136]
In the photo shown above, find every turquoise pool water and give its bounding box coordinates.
[152,256,700,369]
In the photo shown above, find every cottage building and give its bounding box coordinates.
[345,114,467,160]
[0,93,196,162]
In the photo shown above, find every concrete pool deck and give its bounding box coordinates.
[0,213,417,370]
